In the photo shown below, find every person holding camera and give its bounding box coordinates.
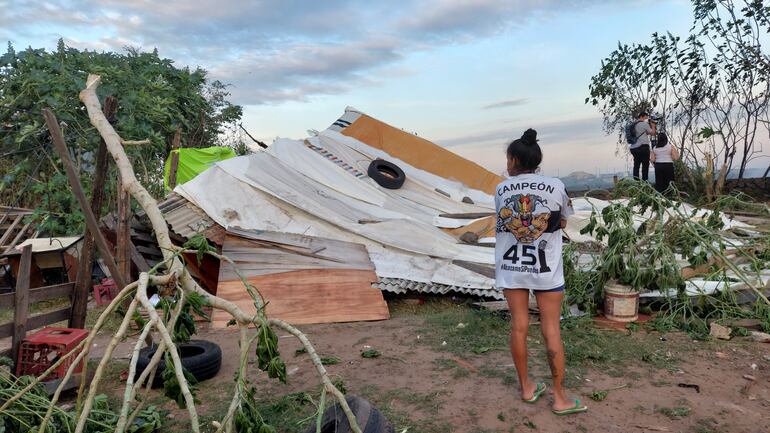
[627,112,656,181]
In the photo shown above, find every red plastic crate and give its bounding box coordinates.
[93,278,117,306]
[16,327,89,380]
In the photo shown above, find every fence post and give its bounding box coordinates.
[70,97,118,328]
[116,170,132,282]
[11,244,32,365]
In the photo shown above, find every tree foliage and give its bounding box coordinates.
[0,40,243,234]
[587,0,770,182]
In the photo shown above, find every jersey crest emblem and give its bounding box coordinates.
[497,194,551,243]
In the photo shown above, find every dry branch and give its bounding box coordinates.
[75,73,361,433]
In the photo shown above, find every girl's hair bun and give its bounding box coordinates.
[521,128,538,146]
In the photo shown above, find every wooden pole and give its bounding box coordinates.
[70,97,117,328]
[116,171,132,282]
[11,244,32,368]
[42,108,128,293]
[167,126,181,190]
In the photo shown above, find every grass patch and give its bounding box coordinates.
[320,356,340,366]
[0,296,71,324]
[85,303,125,334]
[413,302,686,387]
[433,357,471,379]
[418,302,510,355]
[478,365,518,386]
[657,405,691,420]
[559,318,680,371]
[359,384,451,433]
[692,417,724,433]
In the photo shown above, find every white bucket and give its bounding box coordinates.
[604,283,639,322]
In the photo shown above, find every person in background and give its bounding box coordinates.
[495,129,587,416]
[650,132,679,193]
[630,112,656,181]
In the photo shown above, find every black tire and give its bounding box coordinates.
[134,339,222,388]
[308,395,394,433]
[367,160,406,190]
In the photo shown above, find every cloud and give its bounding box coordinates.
[482,98,530,110]
[210,38,402,104]
[437,116,611,149]
[1,0,623,104]
[441,115,625,174]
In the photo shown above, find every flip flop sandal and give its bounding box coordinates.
[522,382,547,404]
[552,399,588,416]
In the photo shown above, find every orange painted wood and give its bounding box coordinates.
[212,269,388,327]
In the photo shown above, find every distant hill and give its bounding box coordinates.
[559,167,767,192]
[560,171,621,191]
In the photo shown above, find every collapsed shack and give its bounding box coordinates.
[150,107,769,331]
[1,78,768,433]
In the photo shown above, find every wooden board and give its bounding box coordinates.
[220,230,374,280]
[212,269,388,327]
[443,215,496,240]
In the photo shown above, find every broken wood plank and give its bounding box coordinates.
[4,221,32,252]
[129,242,151,273]
[135,245,163,257]
[452,260,495,279]
[219,232,374,281]
[0,215,23,247]
[10,244,31,362]
[43,108,127,294]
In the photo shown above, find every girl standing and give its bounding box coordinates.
[495,129,587,415]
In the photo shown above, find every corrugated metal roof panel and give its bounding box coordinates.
[158,193,216,239]
[374,277,502,300]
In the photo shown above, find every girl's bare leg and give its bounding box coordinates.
[503,289,538,400]
[534,290,574,410]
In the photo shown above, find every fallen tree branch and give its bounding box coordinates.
[76,73,360,432]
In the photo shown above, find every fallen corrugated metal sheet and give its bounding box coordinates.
[374,277,503,300]
[158,193,222,244]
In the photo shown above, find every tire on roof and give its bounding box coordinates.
[367,159,406,189]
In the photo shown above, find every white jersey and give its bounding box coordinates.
[494,174,574,290]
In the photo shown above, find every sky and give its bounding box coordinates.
[1,0,746,177]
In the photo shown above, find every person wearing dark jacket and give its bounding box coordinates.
[629,112,656,181]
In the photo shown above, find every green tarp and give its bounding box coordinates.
[164,146,237,190]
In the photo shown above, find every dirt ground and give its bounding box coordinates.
[86,299,770,433]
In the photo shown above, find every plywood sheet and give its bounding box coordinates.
[341,114,503,194]
[212,269,388,327]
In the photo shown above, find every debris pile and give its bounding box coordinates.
[157,107,770,329]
